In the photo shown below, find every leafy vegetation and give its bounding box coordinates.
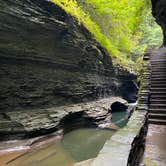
[51,0,162,72]
[134,10,163,55]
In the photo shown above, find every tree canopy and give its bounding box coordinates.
[51,0,162,71]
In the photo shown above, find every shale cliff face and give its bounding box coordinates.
[0,0,137,112]
[151,0,166,45]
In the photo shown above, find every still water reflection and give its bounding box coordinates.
[8,111,129,166]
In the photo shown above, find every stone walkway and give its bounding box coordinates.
[143,124,166,166]
[143,48,166,166]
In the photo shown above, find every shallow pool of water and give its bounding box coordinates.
[7,111,130,166]
[112,111,129,128]
[8,128,115,166]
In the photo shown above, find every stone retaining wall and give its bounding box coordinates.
[90,55,151,166]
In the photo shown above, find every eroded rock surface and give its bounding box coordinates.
[0,97,127,140]
[0,0,136,112]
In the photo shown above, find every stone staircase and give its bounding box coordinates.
[148,49,166,125]
[143,48,166,166]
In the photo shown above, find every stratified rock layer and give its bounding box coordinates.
[0,0,137,112]
[0,97,127,140]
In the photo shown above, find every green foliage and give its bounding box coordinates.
[134,10,163,54]
[51,0,118,54]
[51,0,162,72]
[79,0,146,51]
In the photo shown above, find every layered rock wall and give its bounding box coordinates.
[0,0,136,112]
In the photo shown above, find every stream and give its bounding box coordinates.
[7,129,115,166]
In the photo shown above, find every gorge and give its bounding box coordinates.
[0,0,166,166]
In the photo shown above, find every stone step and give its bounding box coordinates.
[150,97,166,101]
[151,57,166,59]
[152,64,166,66]
[151,83,166,86]
[151,81,166,84]
[151,90,166,94]
[149,103,166,109]
[151,61,166,63]
[151,75,166,78]
[152,71,166,73]
[150,95,166,99]
[152,70,166,73]
[151,77,166,81]
[151,69,166,74]
[151,76,166,79]
[151,75,166,77]
[150,99,166,104]
[148,119,166,125]
[151,84,166,87]
[151,66,166,68]
[150,88,166,91]
[152,68,166,71]
[151,87,166,90]
[152,73,166,75]
[150,91,166,95]
[152,61,166,63]
[149,108,166,114]
[152,72,166,75]
[151,60,166,62]
[152,71,166,74]
[148,113,166,120]
[151,87,164,89]
[151,64,166,66]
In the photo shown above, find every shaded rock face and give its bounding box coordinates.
[0,97,126,140]
[151,0,166,45]
[0,0,136,112]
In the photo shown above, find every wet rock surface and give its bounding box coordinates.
[0,97,127,140]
